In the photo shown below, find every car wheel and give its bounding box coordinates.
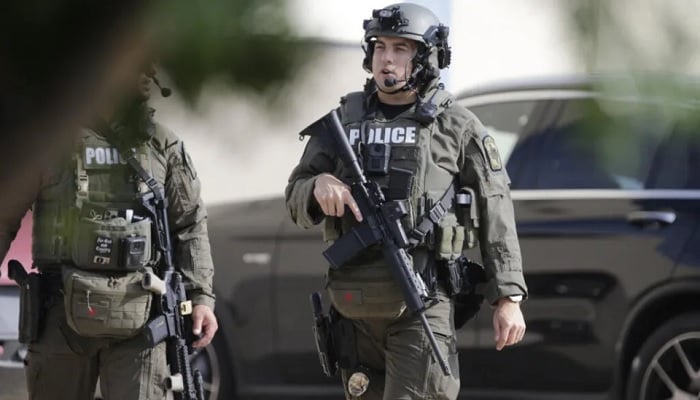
[626,312,700,400]
[189,334,235,400]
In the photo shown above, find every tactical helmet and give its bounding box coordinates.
[362,3,451,90]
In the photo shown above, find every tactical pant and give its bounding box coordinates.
[340,289,460,400]
[25,298,167,400]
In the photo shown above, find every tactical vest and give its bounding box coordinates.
[32,128,157,271]
[326,87,461,250]
[325,87,476,320]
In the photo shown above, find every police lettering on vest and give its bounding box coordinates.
[348,125,417,146]
[84,146,128,168]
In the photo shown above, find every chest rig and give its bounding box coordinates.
[330,86,457,249]
[32,128,156,271]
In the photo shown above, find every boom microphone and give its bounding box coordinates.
[384,78,406,87]
[152,76,172,97]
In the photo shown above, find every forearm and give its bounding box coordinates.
[478,190,527,304]
[285,174,324,229]
[173,218,215,310]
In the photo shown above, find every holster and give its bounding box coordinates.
[18,273,46,344]
[310,292,359,377]
[434,255,487,328]
[333,312,358,371]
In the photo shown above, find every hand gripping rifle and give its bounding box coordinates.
[307,110,452,376]
[120,148,205,400]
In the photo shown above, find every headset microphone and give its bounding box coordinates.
[151,76,172,98]
[384,77,406,87]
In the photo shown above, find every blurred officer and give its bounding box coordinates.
[286,3,527,399]
[0,63,217,399]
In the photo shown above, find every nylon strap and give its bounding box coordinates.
[408,182,456,247]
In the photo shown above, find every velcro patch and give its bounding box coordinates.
[482,136,503,171]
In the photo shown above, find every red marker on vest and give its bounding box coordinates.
[344,292,354,302]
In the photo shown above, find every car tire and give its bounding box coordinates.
[190,333,235,400]
[626,312,700,400]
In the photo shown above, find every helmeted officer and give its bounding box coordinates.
[0,63,218,399]
[286,3,527,399]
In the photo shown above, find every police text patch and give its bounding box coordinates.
[348,126,417,146]
[482,136,502,171]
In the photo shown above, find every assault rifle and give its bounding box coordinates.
[120,149,205,400]
[309,110,452,376]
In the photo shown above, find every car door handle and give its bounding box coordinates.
[242,252,272,265]
[627,211,676,226]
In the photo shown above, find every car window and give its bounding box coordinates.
[646,123,700,189]
[509,98,672,190]
[468,100,538,164]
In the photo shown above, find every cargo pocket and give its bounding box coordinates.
[62,266,152,338]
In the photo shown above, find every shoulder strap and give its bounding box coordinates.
[121,148,165,204]
[74,131,91,209]
[408,181,459,247]
[102,135,166,204]
[339,92,366,123]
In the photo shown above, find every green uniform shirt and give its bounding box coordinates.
[286,89,527,305]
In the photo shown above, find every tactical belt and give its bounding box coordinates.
[408,183,456,247]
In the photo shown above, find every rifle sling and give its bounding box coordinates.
[408,182,456,247]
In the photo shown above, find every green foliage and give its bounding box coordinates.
[560,0,700,131]
[146,0,315,101]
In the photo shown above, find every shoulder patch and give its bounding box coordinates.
[482,135,502,171]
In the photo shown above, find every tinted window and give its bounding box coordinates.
[508,98,672,190]
[469,100,538,165]
[646,124,700,189]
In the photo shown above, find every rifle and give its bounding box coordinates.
[311,109,452,376]
[120,148,205,400]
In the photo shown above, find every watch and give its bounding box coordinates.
[507,294,523,303]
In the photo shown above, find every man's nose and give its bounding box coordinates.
[380,49,395,64]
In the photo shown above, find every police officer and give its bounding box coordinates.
[0,63,218,399]
[286,3,527,399]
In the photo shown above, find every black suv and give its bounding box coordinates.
[203,75,700,400]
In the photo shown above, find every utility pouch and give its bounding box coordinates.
[62,265,152,338]
[18,273,44,344]
[435,214,465,261]
[71,217,152,271]
[455,186,479,249]
[326,259,406,320]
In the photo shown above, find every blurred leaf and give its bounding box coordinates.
[146,0,314,102]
